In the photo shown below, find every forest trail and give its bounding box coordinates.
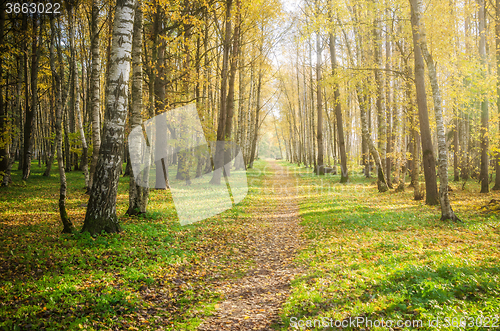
[199,160,304,330]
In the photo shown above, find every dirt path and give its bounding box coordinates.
[199,160,303,330]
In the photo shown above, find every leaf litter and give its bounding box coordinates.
[199,160,304,331]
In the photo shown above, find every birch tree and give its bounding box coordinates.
[210,0,232,184]
[478,0,489,193]
[315,1,324,175]
[358,88,389,192]
[68,3,90,189]
[410,0,459,221]
[409,0,439,206]
[88,0,101,192]
[494,0,500,191]
[22,14,40,180]
[50,16,75,233]
[329,32,348,182]
[127,1,148,215]
[82,0,136,235]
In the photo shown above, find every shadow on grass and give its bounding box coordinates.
[283,261,500,330]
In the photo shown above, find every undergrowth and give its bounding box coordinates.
[278,161,500,331]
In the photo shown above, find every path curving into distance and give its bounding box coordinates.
[199,160,304,330]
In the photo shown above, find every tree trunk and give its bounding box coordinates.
[152,4,169,190]
[22,14,40,180]
[210,0,233,184]
[329,33,348,182]
[248,69,262,169]
[453,114,460,182]
[373,11,387,187]
[0,5,7,179]
[234,29,246,170]
[50,17,75,233]
[43,97,56,177]
[395,102,406,192]
[411,0,459,221]
[460,114,469,180]
[478,0,489,193]
[316,27,324,175]
[411,115,423,200]
[68,4,90,189]
[296,48,304,166]
[409,0,439,206]
[82,0,136,235]
[244,66,254,167]
[89,0,101,192]
[494,0,500,190]
[309,35,316,171]
[127,1,148,215]
[224,0,240,177]
[357,87,388,192]
[386,25,393,188]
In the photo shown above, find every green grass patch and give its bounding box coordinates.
[0,160,268,330]
[278,161,500,330]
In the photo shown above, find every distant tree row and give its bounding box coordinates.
[0,0,282,234]
[277,0,500,221]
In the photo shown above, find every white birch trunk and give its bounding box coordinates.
[411,0,459,221]
[82,0,136,235]
[89,0,101,191]
[68,4,89,189]
[50,17,75,233]
[357,88,388,192]
[127,1,148,215]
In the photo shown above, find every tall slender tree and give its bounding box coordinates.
[82,0,136,235]
[373,5,388,186]
[0,4,7,180]
[409,0,439,206]
[478,0,489,193]
[127,0,148,215]
[410,0,460,221]
[88,0,101,192]
[224,0,241,177]
[210,0,232,184]
[68,3,90,189]
[22,14,41,180]
[494,0,500,191]
[50,16,75,233]
[316,27,324,175]
[329,32,348,182]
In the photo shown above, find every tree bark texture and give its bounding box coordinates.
[22,14,41,180]
[329,33,348,182]
[82,0,136,235]
[412,0,459,221]
[210,0,233,184]
[127,1,149,215]
[50,17,75,233]
[494,0,500,190]
[89,0,102,192]
[357,87,388,192]
[478,0,489,193]
[410,0,439,206]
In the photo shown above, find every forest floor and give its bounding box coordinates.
[277,161,500,330]
[1,159,500,330]
[0,159,304,330]
[198,160,304,330]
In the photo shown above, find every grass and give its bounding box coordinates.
[3,159,500,330]
[0,160,267,330]
[278,161,500,330]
